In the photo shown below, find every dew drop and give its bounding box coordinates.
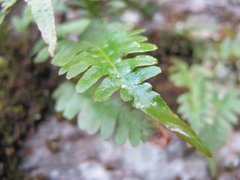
[151,102,157,107]
[116,58,121,63]
[135,103,145,110]
[121,84,126,89]
[171,128,190,138]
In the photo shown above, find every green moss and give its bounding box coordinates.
[0,26,54,179]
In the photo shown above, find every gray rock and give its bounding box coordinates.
[20,117,210,180]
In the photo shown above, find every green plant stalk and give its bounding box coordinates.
[144,96,211,157]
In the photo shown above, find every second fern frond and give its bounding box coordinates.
[171,61,240,153]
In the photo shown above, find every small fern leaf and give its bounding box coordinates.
[52,21,211,156]
[171,61,240,153]
[26,0,57,56]
[53,82,157,146]
[57,19,90,37]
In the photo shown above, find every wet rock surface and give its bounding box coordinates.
[20,118,210,180]
[20,118,240,180]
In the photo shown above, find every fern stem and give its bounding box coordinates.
[82,40,136,95]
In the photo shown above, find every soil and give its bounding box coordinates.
[0,25,59,179]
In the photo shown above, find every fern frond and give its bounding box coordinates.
[32,19,91,63]
[170,62,213,132]
[26,0,57,56]
[171,61,240,153]
[51,21,211,156]
[194,34,240,62]
[53,82,157,146]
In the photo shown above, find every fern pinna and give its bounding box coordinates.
[51,21,211,156]
[54,82,157,146]
[171,61,240,153]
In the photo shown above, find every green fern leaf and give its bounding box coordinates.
[32,19,91,63]
[57,19,90,37]
[53,82,157,146]
[194,34,240,61]
[52,21,211,156]
[171,61,240,153]
[26,0,57,56]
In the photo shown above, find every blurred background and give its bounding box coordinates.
[1,0,240,179]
